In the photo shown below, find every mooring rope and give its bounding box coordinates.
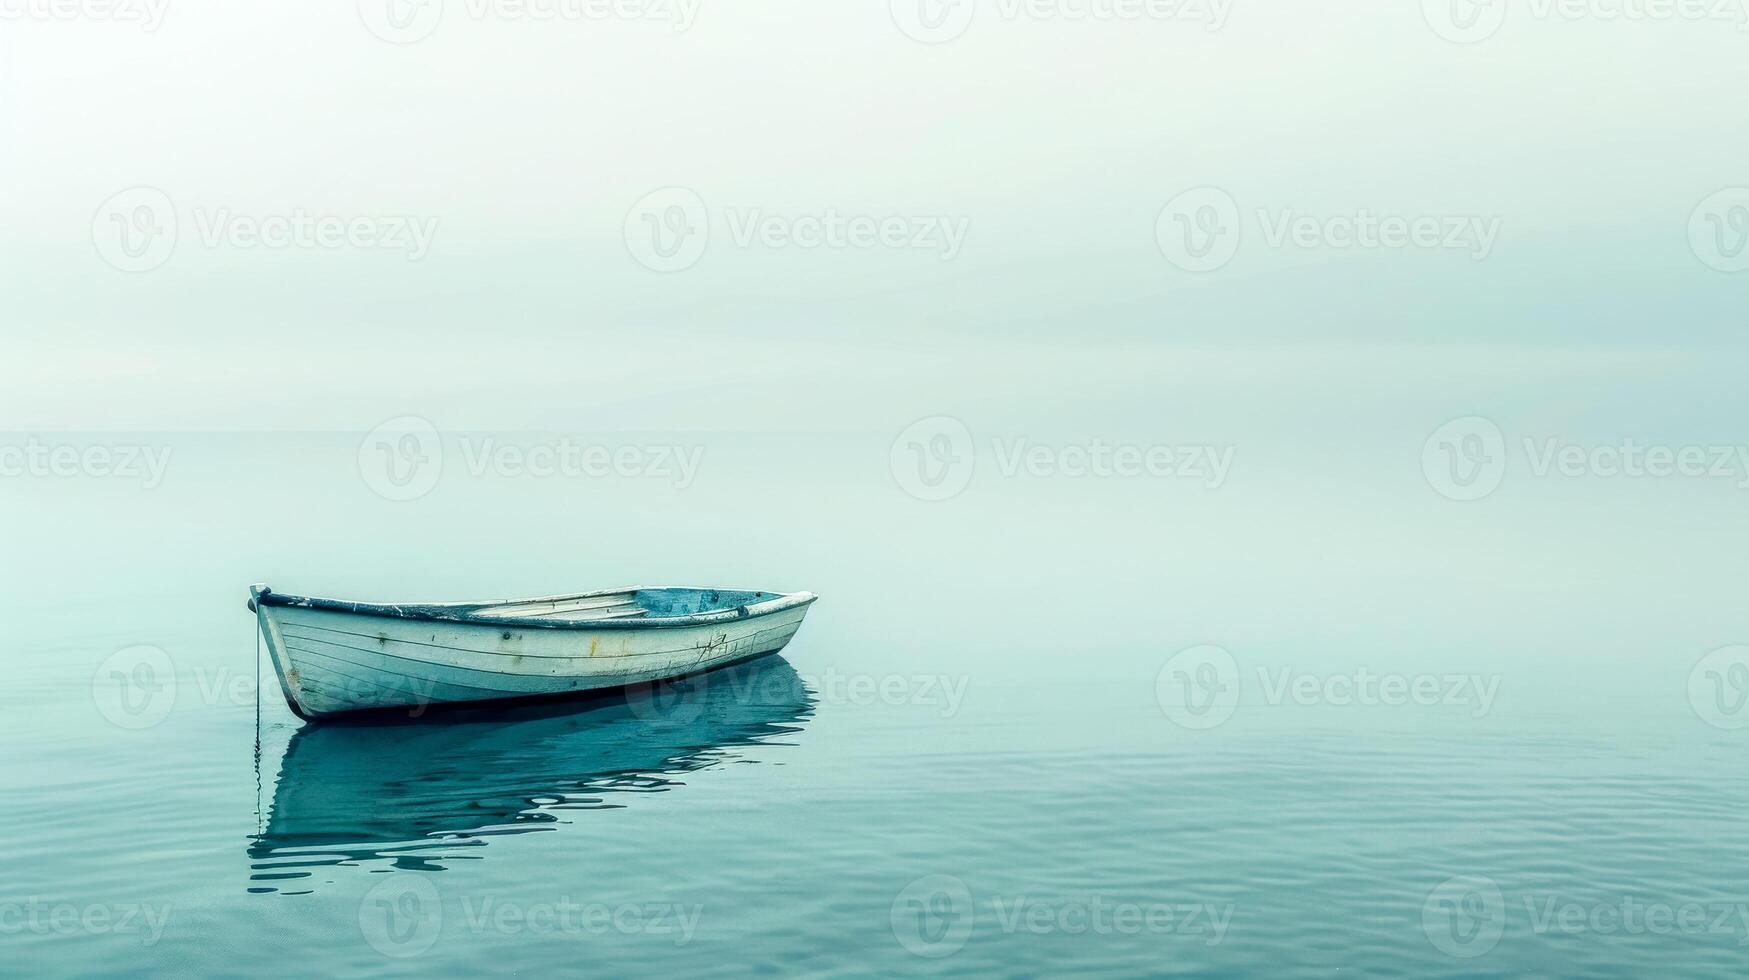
[254,620,263,839]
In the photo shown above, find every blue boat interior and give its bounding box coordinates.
[456,587,787,623]
[634,588,783,616]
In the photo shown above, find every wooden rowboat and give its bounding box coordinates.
[247,583,818,720]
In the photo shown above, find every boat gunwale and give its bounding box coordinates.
[252,585,818,631]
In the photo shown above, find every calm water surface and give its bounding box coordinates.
[5,428,1749,977]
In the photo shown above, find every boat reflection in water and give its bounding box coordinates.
[248,656,814,893]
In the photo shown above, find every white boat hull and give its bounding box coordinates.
[252,587,814,719]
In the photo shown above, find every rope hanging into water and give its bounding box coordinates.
[254,620,263,838]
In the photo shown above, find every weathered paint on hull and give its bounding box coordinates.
[255,602,811,719]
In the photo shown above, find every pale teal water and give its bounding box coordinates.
[4,412,1749,976]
